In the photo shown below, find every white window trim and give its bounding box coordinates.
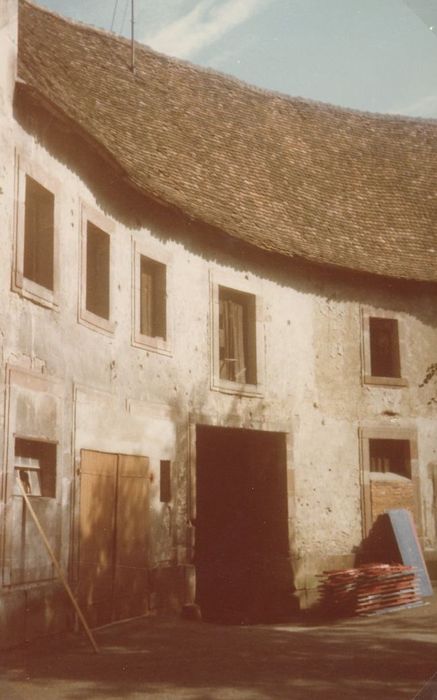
[131,238,173,356]
[79,203,116,335]
[210,270,265,397]
[13,153,60,309]
[361,306,408,388]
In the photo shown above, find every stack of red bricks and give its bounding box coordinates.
[318,563,422,616]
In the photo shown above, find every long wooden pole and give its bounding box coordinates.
[16,477,99,654]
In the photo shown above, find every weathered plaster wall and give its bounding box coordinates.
[4,101,437,580]
[1,3,437,642]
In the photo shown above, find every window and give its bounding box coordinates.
[132,240,172,354]
[359,427,420,537]
[369,318,400,378]
[140,256,166,339]
[210,274,264,396]
[80,205,115,334]
[369,438,411,478]
[160,460,171,503]
[10,437,58,585]
[23,176,54,291]
[14,438,56,498]
[219,286,256,384]
[13,158,59,308]
[86,222,110,320]
[361,309,407,387]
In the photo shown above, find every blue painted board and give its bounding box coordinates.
[387,509,433,598]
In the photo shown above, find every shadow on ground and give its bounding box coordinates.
[0,600,436,700]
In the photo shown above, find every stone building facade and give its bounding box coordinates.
[0,0,436,646]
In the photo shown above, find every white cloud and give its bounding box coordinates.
[205,32,256,69]
[389,94,437,118]
[143,0,271,59]
[136,0,192,36]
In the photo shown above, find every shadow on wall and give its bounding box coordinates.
[0,580,73,650]
[14,88,437,330]
[355,513,402,567]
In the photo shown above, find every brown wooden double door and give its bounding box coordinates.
[78,450,150,628]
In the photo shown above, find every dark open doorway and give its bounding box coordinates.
[195,425,294,623]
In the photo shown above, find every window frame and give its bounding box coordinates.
[361,307,408,387]
[359,426,421,537]
[13,155,60,309]
[368,437,411,479]
[131,239,172,355]
[210,271,265,397]
[14,438,57,499]
[79,203,115,335]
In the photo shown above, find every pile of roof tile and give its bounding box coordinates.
[318,563,422,617]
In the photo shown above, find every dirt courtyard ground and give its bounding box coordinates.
[0,595,436,700]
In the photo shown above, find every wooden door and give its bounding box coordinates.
[78,451,149,627]
[113,455,149,621]
[195,426,291,623]
[78,450,118,627]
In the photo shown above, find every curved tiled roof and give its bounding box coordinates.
[18,1,437,282]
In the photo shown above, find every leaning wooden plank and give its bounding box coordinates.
[16,477,99,654]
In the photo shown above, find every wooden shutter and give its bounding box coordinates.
[86,223,110,319]
[140,257,166,339]
[140,258,153,336]
[369,318,400,378]
[24,175,54,290]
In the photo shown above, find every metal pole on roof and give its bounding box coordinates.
[131,0,135,73]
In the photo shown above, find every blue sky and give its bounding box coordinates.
[38,0,437,118]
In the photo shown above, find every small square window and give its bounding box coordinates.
[23,176,54,291]
[160,460,171,503]
[369,438,411,479]
[140,256,166,339]
[14,438,56,498]
[218,286,256,385]
[369,317,400,378]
